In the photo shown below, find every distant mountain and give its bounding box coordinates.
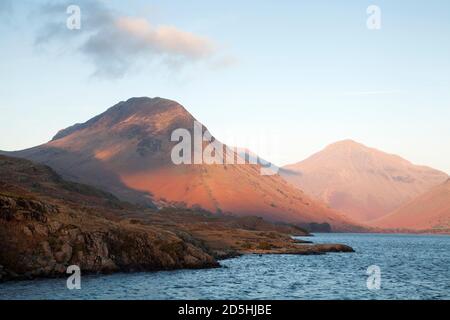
[281,140,448,222]
[7,97,358,231]
[371,179,450,232]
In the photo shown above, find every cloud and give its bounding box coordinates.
[210,55,239,70]
[35,0,220,78]
[342,90,402,96]
[116,17,214,59]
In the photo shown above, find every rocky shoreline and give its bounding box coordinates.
[0,193,354,282]
[0,155,355,283]
[0,194,220,282]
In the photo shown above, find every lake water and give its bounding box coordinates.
[1,233,449,300]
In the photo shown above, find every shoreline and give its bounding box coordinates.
[0,242,355,284]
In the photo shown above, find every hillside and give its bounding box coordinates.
[281,140,448,222]
[8,97,358,231]
[0,155,353,281]
[371,179,450,232]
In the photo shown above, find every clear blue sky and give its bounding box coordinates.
[1,0,449,173]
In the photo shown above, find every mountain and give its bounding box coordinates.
[371,179,450,232]
[280,140,448,222]
[6,97,357,231]
[0,154,355,281]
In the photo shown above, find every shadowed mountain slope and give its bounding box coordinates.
[0,154,355,281]
[7,97,358,231]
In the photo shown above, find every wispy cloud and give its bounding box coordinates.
[35,0,223,78]
[342,90,402,96]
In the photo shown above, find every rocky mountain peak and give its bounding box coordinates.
[52,97,192,141]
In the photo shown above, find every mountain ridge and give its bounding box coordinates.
[281,140,448,223]
[6,97,360,231]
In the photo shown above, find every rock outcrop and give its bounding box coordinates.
[0,154,355,282]
[0,194,218,281]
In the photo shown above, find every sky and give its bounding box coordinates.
[0,0,449,173]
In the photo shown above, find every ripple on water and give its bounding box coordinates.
[0,233,449,300]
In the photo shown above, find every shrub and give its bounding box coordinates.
[257,241,272,250]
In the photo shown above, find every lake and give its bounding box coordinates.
[1,233,449,300]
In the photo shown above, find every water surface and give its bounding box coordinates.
[1,233,449,300]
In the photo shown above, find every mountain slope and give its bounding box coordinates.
[280,140,448,222]
[0,154,356,281]
[0,154,219,280]
[7,97,357,231]
[371,179,450,232]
